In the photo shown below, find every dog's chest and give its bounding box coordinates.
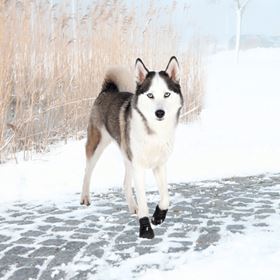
[132,135,172,168]
[130,121,174,168]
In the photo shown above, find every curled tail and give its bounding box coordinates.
[101,66,135,93]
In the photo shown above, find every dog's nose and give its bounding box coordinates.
[155,110,165,119]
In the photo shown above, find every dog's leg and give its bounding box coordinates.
[133,166,154,239]
[123,161,138,214]
[81,126,109,206]
[151,164,169,225]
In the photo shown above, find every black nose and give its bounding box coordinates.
[155,110,165,119]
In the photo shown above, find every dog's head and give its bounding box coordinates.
[134,57,183,123]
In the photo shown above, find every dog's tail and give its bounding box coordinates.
[101,66,135,93]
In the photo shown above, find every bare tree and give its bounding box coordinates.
[234,0,250,62]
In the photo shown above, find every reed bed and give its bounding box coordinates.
[0,0,204,162]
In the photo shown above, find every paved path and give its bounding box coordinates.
[0,173,280,279]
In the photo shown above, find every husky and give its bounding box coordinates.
[80,57,183,239]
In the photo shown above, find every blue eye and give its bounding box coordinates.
[164,92,171,98]
[147,93,154,99]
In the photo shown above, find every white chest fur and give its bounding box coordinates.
[129,110,175,169]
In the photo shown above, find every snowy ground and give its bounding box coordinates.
[0,48,280,279]
[0,174,280,280]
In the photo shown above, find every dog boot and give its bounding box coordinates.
[139,217,154,239]
[151,205,168,225]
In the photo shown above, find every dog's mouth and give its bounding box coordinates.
[156,117,164,121]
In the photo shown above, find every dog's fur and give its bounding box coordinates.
[81,57,183,238]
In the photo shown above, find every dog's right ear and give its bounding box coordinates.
[135,58,149,84]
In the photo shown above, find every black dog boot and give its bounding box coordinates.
[139,217,154,239]
[151,205,168,225]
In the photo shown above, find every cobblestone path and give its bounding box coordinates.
[0,173,280,279]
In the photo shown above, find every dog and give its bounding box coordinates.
[80,57,183,239]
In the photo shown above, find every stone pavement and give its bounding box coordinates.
[0,173,280,279]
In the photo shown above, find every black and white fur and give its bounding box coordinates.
[81,57,183,239]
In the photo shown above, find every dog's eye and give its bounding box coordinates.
[164,92,171,98]
[147,93,154,99]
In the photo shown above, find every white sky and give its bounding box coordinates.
[176,0,280,41]
[63,0,280,44]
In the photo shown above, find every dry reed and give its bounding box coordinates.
[0,0,204,163]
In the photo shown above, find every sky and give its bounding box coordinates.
[243,0,280,35]
[55,0,280,47]
[177,0,280,42]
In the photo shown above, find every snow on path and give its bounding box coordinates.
[0,173,280,280]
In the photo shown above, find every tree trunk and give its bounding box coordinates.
[234,0,250,63]
[235,8,241,62]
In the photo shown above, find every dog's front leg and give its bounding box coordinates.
[123,160,138,214]
[151,164,169,225]
[132,165,154,239]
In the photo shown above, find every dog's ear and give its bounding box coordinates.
[135,58,149,84]
[165,56,180,83]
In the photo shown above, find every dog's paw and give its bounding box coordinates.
[80,194,91,206]
[139,217,154,239]
[151,205,168,225]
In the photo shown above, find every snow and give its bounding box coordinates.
[170,48,280,181]
[0,48,279,201]
[140,214,280,280]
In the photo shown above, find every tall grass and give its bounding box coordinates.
[0,0,204,163]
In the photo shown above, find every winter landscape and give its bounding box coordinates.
[0,0,280,280]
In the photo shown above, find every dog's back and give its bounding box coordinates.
[89,67,134,146]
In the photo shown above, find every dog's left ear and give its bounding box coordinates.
[135,58,149,84]
[165,56,180,83]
